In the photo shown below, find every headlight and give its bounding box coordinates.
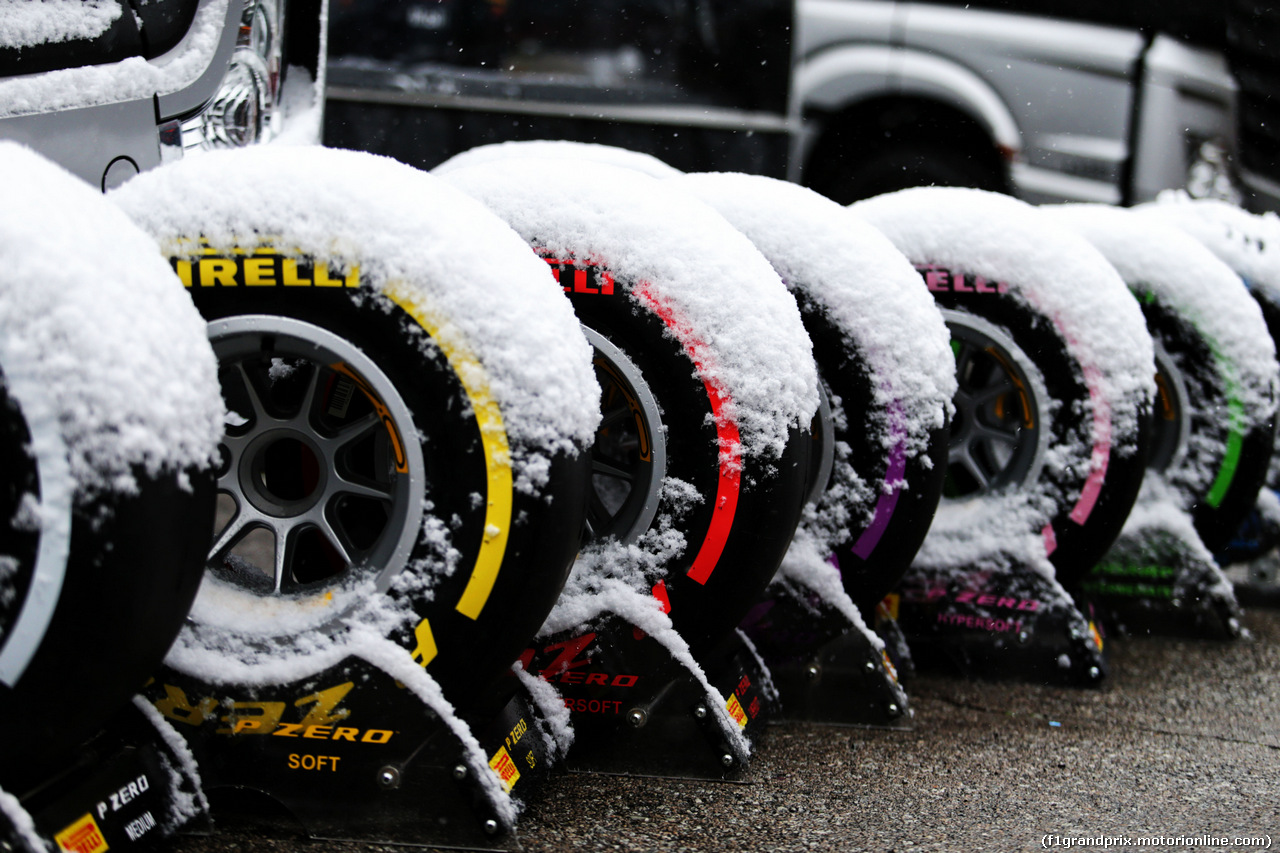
[164,0,285,157]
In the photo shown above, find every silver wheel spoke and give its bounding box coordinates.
[209,498,253,563]
[952,447,994,492]
[953,341,976,377]
[272,522,292,593]
[235,361,273,426]
[599,403,633,429]
[316,517,356,570]
[972,380,1016,407]
[327,410,381,451]
[592,459,635,482]
[289,362,324,431]
[330,474,394,503]
[972,419,1020,445]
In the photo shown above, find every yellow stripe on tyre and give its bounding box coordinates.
[385,284,513,621]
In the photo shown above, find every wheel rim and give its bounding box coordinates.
[207,316,425,599]
[941,309,1050,500]
[0,370,71,688]
[581,327,666,544]
[806,379,837,508]
[1148,337,1190,474]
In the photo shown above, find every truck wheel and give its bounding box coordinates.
[824,145,1004,204]
[0,143,220,779]
[673,172,955,613]
[442,157,820,659]
[854,188,1155,587]
[110,146,598,700]
[805,102,1008,205]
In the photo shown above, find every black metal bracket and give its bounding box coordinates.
[892,553,1107,686]
[1084,515,1244,639]
[741,582,911,727]
[140,655,559,849]
[2,699,207,853]
[525,614,770,779]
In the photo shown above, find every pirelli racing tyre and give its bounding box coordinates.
[441,157,819,659]
[110,146,597,701]
[1049,203,1278,551]
[1138,198,1280,555]
[853,188,1154,587]
[0,143,221,781]
[675,173,954,613]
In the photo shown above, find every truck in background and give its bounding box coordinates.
[324,0,1238,207]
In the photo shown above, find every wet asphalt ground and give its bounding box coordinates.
[167,607,1279,853]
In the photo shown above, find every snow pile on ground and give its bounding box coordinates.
[112,145,600,465]
[0,0,228,119]
[436,140,683,180]
[0,141,223,496]
[441,156,819,462]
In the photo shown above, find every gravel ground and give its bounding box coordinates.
[168,608,1280,853]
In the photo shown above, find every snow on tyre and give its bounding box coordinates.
[440,157,819,661]
[673,173,954,616]
[852,188,1154,588]
[0,142,222,777]
[109,146,599,707]
[1138,196,1280,558]
[435,140,683,180]
[1046,204,1279,554]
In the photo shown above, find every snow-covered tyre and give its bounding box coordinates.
[674,173,954,613]
[0,143,221,776]
[853,189,1154,585]
[110,147,598,699]
[435,140,683,180]
[1056,202,1280,552]
[1141,194,1280,548]
[442,158,819,658]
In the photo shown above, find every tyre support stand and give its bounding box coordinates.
[527,614,768,780]
[741,583,911,728]
[142,650,563,851]
[0,699,207,853]
[1083,513,1244,639]
[892,550,1107,686]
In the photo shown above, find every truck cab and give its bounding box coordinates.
[795,0,1236,205]
[326,0,1237,206]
